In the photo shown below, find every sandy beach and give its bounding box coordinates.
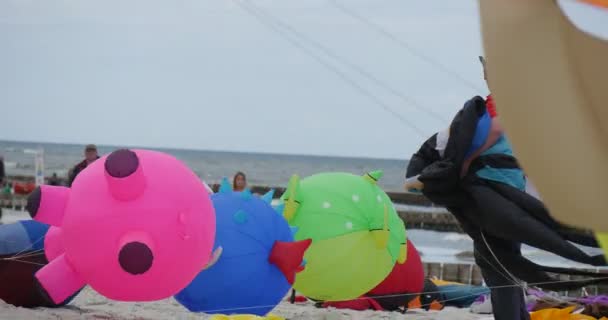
[0,287,494,320]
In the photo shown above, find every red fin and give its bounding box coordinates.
[268,239,312,284]
[367,297,384,311]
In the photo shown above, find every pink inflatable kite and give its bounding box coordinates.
[27,149,216,304]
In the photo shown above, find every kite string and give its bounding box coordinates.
[326,0,485,93]
[8,234,46,259]
[471,167,587,304]
[2,232,601,300]
[3,249,46,259]
[480,231,526,287]
[241,0,449,124]
[196,276,608,314]
[0,230,596,310]
[480,231,585,306]
[233,0,429,137]
[2,258,46,267]
[0,233,47,274]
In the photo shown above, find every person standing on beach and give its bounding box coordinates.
[405,57,606,320]
[68,144,99,187]
[232,172,247,192]
[0,156,5,187]
[48,173,61,186]
[0,156,4,221]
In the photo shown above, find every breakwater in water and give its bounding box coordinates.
[1,175,593,235]
[3,175,462,232]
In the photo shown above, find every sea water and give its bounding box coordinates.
[0,140,407,191]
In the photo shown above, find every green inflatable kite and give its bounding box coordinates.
[279,170,407,301]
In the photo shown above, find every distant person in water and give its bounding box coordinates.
[68,144,99,187]
[232,172,247,192]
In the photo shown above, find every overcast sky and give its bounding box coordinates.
[1,0,606,159]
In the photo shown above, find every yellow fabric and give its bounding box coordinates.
[397,243,407,264]
[478,0,608,234]
[431,278,464,286]
[597,232,608,257]
[530,306,597,320]
[293,231,394,301]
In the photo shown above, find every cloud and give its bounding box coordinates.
[5,0,603,159]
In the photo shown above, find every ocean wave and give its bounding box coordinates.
[455,250,475,260]
[393,203,448,214]
[3,161,17,168]
[443,233,472,242]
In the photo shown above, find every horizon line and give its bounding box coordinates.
[0,138,410,162]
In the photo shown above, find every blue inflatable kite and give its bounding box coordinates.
[175,179,311,316]
[0,220,78,307]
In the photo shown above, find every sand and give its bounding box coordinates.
[0,287,494,320]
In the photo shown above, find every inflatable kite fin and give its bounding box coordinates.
[241,188,253,200]
[35,254,86,304]
[371,204,390,249]
[26,186,70,227]
[398,242,408,264]
[290,226,299,237]
[202,246,223,271]
[219,177,232,193]
[371,230,390,249]
[261,190,275,204]
[274,203,285,215]
[408,296,422,309]
[44,227,65,262]
[283,175,301,222]
[104,149,147,201]
[363,170,383,184]
[268,239,312,285]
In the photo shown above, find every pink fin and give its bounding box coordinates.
[268,239,312,284]
[27,186,70,227]
[44,227,65,261]
[35,254,86,304]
